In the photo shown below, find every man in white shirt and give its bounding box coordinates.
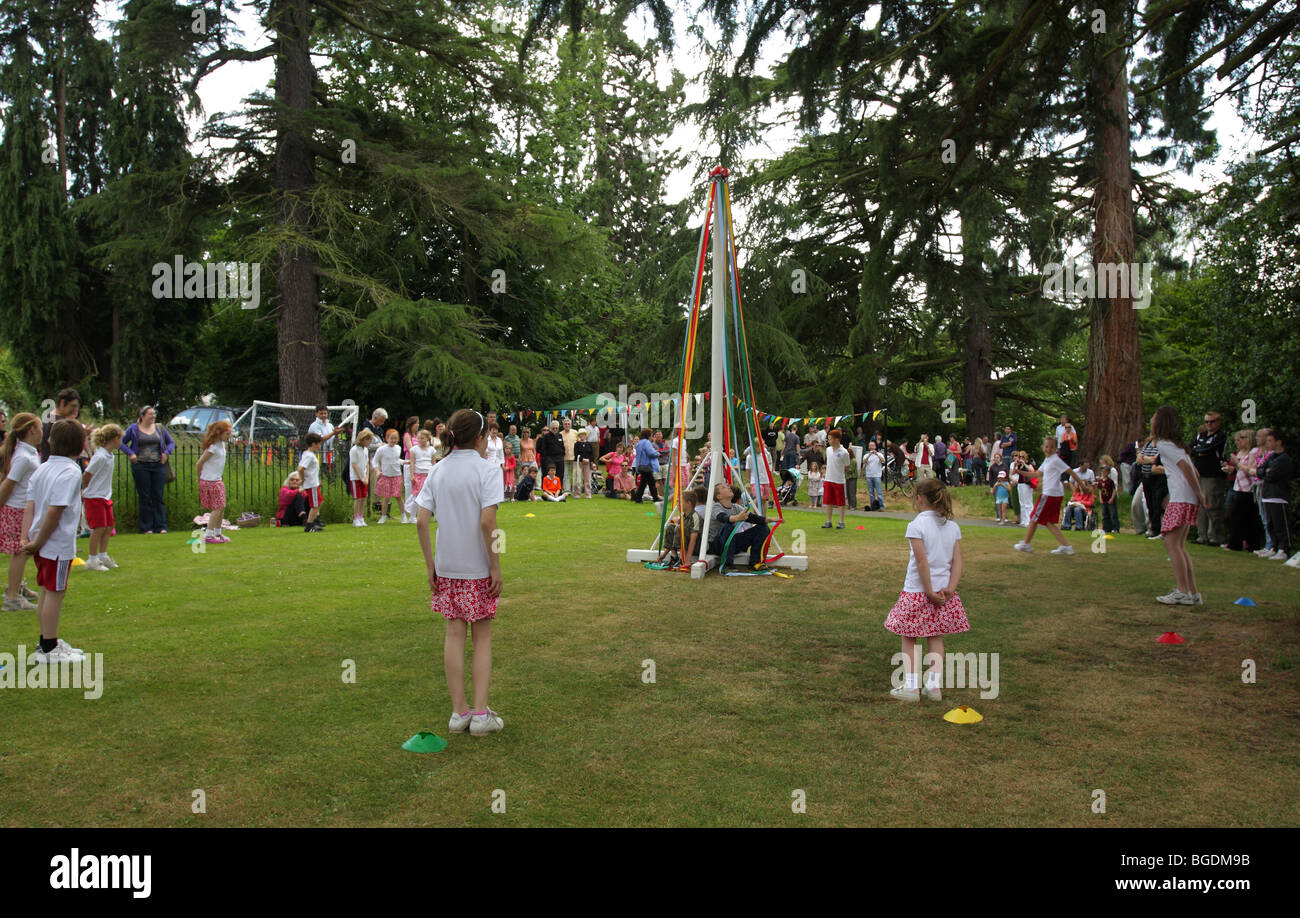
[584,418,601,460]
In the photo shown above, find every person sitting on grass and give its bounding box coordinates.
[657,491,702,568]
[514,464,538,502]
[278,472,309,527]
[707,481,771,572]
[541,465,566,502]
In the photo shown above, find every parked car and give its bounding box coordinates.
[168,405,301,443]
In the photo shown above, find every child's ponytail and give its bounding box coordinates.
[916,476,954,521]
[442,409,485,452]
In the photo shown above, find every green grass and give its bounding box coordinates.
[2,498,1297,826]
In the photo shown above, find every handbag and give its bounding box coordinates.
[161,429,176,482]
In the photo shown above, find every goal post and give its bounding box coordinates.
[232,401,361,469]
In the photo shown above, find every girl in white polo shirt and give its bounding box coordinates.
[83,423,124,569]
[415,409,506,737]
[885,477,968,702]
[23,419,88,663]
[196,420,232,545]
[0,412,42,610]
[373,429,405,524]
[1151,405,1209,606]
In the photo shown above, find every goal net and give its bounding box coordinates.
[232,400,360,461]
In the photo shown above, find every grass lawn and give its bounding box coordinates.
[2,496,1298,827]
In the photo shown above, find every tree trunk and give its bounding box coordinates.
[109,303,121,408]
[1084,1,1144,461]
[271,0,325,405]
[961,205,994,440]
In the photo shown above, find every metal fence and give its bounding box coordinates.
[110,440,354,523]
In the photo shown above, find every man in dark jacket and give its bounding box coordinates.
[1189,410,1228,545]
[537,420,567,489]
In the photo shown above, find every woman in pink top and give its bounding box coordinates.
[1223,428,1262,552]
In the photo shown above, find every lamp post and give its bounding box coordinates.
[878,375,887,443]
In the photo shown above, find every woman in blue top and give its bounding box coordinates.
[120,406,175,533]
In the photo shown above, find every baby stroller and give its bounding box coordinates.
[778,469,800,506]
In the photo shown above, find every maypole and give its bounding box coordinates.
[626,166,807,578]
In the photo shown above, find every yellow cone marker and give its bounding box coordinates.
[943,705,983,724]
[524,513,536,518]
[71,557,86,568]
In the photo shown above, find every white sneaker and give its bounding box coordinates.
[469,708,504,736]
[101,555,119,569]
[33,639,85,664]
[19,581,37,601]
[1271,550,1289,560]
[401,513,410,524]
[1254,548,1274,557]
[890,685,920,702]
[1050,545,1075,556]
[449,710,473,734]
[84,557,109,572]
[1013,542,1034,553]
[2,595,37,611]
[1179,592,1204,605]
[377,516,388,525]
[922,684,942,702]
[352,518,363,527]
[1156,590,1188,604]
[1147,534,1163,540]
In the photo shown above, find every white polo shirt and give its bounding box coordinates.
[27,456,82,560]
[199,441,226,482]
[349,444,369,481]
[5,440,40,509]
[299,450,321,489]
[373,443,404,477]
[1038,453,1070,497]
[308,418,336,449]
[83,446,115,499]
[414,448,505,580]
[1157,440,1198,505]
[824,445,850,485]
[411,444,435,474]
[903,510,962,593]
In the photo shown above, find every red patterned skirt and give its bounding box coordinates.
[1161,500,1200,533]
[885,590,970,638]
[431,576,498,622]
[376,474,403,498]
[199,479,226,509]
[0,504,24,555]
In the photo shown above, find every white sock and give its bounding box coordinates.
[925,670,942,690]
[904,672,918,690]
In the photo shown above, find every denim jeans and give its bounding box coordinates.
[865,476,883,509]
[131,460,168,532]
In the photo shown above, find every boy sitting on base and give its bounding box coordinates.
[657,491,702,568]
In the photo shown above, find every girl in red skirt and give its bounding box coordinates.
[196,420,232,544]
[414,409,506,736]
[885,476,967,702]
[1151,405,1210,605]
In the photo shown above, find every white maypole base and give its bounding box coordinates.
[625,549,808,578]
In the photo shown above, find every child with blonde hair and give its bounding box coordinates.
[886,477,967,701]
[83,423,124,567]
[195,420,233,545]
[807,460,823,508]
[349,429,374,526]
